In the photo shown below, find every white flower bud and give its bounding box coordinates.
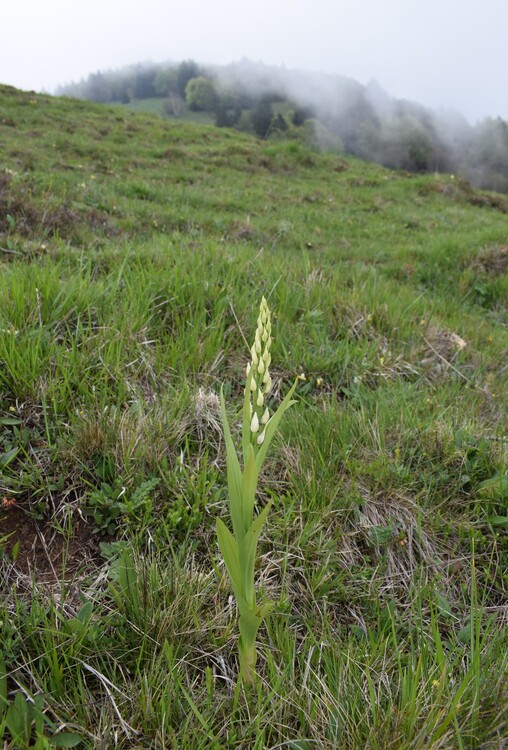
[256,390,264,407]
[262,349,271,365]
[263,374,272,393]
[250,412,259,433]
[246,363,251,377]
[250,377,257,391]
[257,428,266,445]
[262,329,269,342]
[261,407,270,424]
[250,346,258,366]
[257,359,265,375]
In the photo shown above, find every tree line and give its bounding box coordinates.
[56,60,508,194]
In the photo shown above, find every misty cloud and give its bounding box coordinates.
[1,0,508,123]
[56,57,508,193]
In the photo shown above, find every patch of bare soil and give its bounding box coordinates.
[420,326,473,381]
[0,171,117,242]
[1,503,101,580]
[431,177,508,213]
[471,245,508,276]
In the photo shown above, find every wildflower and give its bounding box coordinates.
[250,412,259,433]
[246,296,273,447]
[218,296,298,684]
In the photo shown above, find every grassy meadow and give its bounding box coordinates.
[0,82,507,748]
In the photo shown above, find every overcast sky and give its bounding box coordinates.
[1,0,507,123]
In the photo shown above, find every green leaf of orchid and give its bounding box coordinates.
[238,500,272,608]
[239,608,263,650]
[216,518,249,613]
[241,444,258,534]
[220,387,245,540]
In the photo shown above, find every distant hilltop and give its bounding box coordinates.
[56,58,508,194]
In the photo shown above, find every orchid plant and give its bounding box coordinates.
[217,297,297,684]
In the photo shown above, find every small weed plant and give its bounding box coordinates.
[217,297,297,683]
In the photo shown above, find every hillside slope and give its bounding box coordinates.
[0,85,507,749]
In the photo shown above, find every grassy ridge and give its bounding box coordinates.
[0,83,507,748]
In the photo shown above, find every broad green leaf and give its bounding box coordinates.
[486,515,508,527]
[457,624,472,644]
[478,473,508,498]
[238,500,272,607]
[111,549,141,619]
[0,446,19,468]
[216,518,247,611]
[76,601,93,625]
[255,380,297,472]
[436,592,453,618]
[5,691,31,742]
[53,733,83,747]
[220,388,245,540]
[239,608,263,648]
[238,608,263,681]
[241,444,258,533]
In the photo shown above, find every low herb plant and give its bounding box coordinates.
[217,297,297,684]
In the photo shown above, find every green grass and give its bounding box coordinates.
[0,82,507,749]
[114,96,216,125]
